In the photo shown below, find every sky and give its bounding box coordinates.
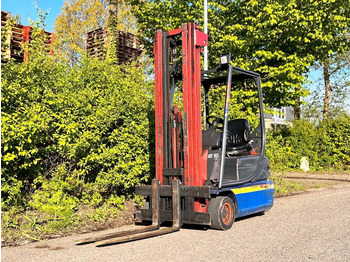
[1,0,63,31]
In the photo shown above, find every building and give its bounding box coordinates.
[265,106,294,130]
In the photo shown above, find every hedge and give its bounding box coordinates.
[1,54,154,219]
[266,116,350,171]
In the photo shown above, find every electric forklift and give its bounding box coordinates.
[76,23,274,246]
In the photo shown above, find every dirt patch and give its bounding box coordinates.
[273,171,350,196]
[1,201,136,247]
[74,201,135,235]
[34,244,65,250]
[282,171,350,187]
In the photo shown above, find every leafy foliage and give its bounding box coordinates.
[205,81,261,129]
[1,47,153,218]
[130,0,318,108]
[53,0,108,63]
[266,115,350,171]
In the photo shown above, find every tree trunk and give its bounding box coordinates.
[108,0,119,63]
[294,87,301,120]
[108,0,119,27]
[323,60,332,120]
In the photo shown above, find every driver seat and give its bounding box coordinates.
[202,119,252,155]
[226,119,252,156]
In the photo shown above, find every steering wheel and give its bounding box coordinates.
[206,116,224,129]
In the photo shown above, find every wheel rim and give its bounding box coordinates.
[221,202,233,226]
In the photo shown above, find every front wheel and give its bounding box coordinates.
[208,196,236,230]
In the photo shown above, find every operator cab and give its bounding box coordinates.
[202,54,270,188]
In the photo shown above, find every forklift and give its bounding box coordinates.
[76,23,274,246]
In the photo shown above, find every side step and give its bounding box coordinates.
[75,179,181,246]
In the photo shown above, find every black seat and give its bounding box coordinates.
[226,119,251,155]
[202,119,252,155]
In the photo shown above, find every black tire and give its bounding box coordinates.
[208,196,236,230]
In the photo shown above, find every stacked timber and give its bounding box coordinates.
[86,27,109,60]
[1,11,12,62]
[86,27,142,64]
[1,10,54,63]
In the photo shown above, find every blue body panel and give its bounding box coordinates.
[210,179,274,218]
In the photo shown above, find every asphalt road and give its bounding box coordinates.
[2,185,350,262]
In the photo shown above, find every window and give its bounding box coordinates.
[275,108,285,120]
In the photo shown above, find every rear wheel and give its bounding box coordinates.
[208,196,235,230]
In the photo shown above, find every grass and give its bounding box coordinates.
[1,202,135,246]
[271,171,350,196]
[272,174,306,196]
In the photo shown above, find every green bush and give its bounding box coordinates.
[1,50,153,219]
[266,116,350,171]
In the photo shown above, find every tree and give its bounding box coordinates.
[303,63,350,121]
[297,0,350,120]
[107,0,137,32]
[54,0,108,64]
[321,53,350,119]
[106,0,138,63]
[130,0,350,117]
[130,0,315,110]
[54,0,138,64]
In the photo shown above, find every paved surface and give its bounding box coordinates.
[2,185,350,262]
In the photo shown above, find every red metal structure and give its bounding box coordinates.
[154,23,207,187]
[154,23,209,213]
